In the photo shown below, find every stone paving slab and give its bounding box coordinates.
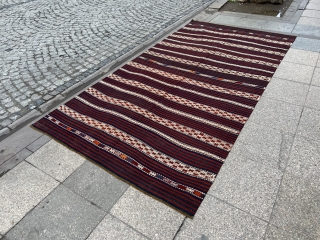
[305,85,320,110]
[110,187,185,239]
[247,97,303,134]
[63,161,129,212]
[282,48,320,66]
[4,185,106,240]
[291,37,320,52]
[297,107,320,141]
[0,126,42,164]
[0,161,59,235]
[0,148,32,177]
[228,121,294,171]
[261,21,296,33]
[312,67,320,86]
[269,172,320,239]
[265,225,310,240]
[274,61,315,84]
[208,151,283,221]
[262,77,309,105]
[175,195,267,239]
[25,140,86,182]
[87,214,148,240]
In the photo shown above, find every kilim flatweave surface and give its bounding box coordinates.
[33,21,296,216]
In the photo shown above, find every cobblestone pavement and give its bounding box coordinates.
[0,0,211,130]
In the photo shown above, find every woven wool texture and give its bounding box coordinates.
[33,21,296,216]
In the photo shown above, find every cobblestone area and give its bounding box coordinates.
[0,0,211,129]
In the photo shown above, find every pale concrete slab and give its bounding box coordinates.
[291,37,320,52]
[209,15,243,25]
[0,148,32,177]
[311,67,320,86]
[0,126,42,165]
[262,21,295,33]
[110,187,185,239]
[297,16,320,27]
[317,58,320,67]
[263,78,309,105]
[292,25,320,37]
[286,136,320,185]
[230,121,294,171]
[265,225,310,240]
[306,2,320,10]
[208,151,283,221]
[270,172,320,239]
[0,161,59,234]
[26,135,52,152]
[305,85,320,110]
[297,108,320,141]
[87,214,148,240]
[4,185,106,240]
[26,140,85,182]
[248,97,303,134]
[282,48,319,66]
[234,18,267,29]
[63,161,129,212]
[175,196,267,239]
[273,61,314,84]
[301,10,320,18]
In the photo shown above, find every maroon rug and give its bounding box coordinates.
[33,21,296,216]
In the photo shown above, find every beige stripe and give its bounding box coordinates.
[174,31,289,50]
[59,105,216,182]
[75,96,226,161]
[109,73,248,124]
[151,46,274,74]
[183,26,292,45]
[146,50,271,81]
[164,37,279,62]
[170,34,285,56]
[86,87,233,151]
[126,61,258,104]
[159,41,279,68]
[99,78,240,134]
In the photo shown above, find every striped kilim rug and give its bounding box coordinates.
[33,21,296,216]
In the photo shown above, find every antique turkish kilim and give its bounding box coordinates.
[33,21,296,216]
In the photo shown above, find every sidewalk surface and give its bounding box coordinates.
[1,0,320,239]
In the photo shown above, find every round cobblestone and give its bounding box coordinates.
[0,0,211,130]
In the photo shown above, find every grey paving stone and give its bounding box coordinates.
[87,214,147,240]
[230,121,294,171]
[26,140,85,182]
[273,61,314,84]
[208,0,229,9]
[269,172,320,239]
[209,15,243,25]
[175,195,267,240]
[286,136,320,185]
[311,67,320,86]
[306,2,320,10]
[261,21,295,33]
[64,161,129,212]
[0,126,42,165]
[282,48,319,66]
[0,161,59,235]
[297,16,320,27]
[317,57,320,67]
[297,107,320,141]
[301,10,320,18]
[291,37,320,52]
[0,148,32,177]
[263,78,309,105]
[208,150,283,221]
[305,85,320,110]
[5,185,106,240]
[110,187,184,239]
[26,135,52,152]
[292,24,320,37]
[234,18,267,29]
[248,97,303,134]
[265,225,310,240]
